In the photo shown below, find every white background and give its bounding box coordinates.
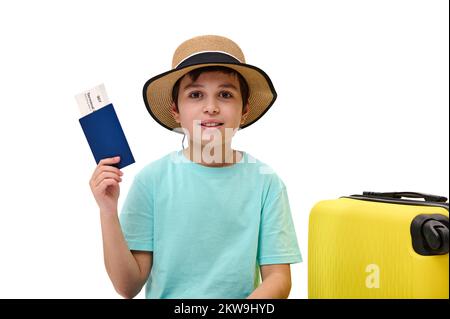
[0,0,448,299]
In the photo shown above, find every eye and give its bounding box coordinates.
[219,91,233,99]
[188,91,202,99]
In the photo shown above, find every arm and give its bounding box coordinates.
[246,264,292,299]
[100,212,152,298]
[90,156,152,299]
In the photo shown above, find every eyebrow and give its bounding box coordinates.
[182,83,239,91]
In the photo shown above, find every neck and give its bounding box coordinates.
[183,143,241,167]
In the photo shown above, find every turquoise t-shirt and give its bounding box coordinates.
[119,150,302,299]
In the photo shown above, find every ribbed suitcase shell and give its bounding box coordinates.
[308,194,449,298]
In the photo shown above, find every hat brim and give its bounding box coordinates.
[143,61,277,133]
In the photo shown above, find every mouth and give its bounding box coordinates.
[200,121,224,129]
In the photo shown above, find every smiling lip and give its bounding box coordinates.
[200,120,224,128]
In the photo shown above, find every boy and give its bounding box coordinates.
[89,35,302,299]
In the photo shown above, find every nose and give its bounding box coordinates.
[203,97,219,114]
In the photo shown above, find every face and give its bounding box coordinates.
[171,71,249,147]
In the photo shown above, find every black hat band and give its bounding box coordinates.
[176,52,242,69]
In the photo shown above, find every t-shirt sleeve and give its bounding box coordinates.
[257,183,302,265]
[119,174,154,252]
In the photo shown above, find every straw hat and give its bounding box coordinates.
[142,35,277,133]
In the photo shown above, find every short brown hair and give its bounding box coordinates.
[171,66,249,111]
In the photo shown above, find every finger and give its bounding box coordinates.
[91,165,123,184]
[98,156,121,166]
[94,172,122,188]
[97,178,119,193]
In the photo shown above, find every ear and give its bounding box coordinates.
[240,103,250,125]
[170,102,181,123]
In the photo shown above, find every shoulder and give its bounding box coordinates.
[243,152,287,195]
[132,151,176,185]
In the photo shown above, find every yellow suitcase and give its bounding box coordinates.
[308,191,449,299]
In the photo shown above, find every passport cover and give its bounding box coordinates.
[79,103,135,169]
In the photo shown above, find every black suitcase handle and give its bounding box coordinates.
[363,191,448,203]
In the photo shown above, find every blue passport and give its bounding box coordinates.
[79,103,135,169]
